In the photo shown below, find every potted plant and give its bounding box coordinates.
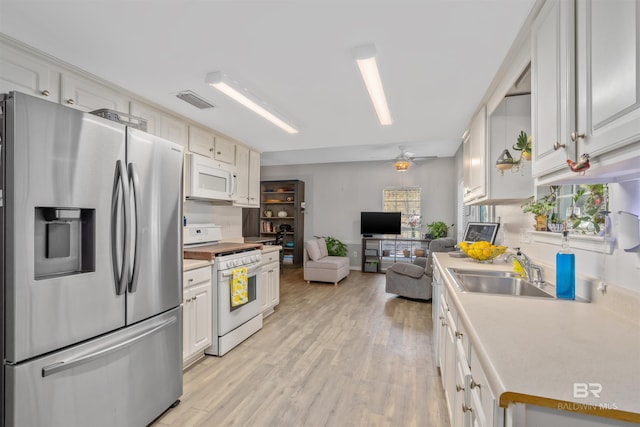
[521,194,556,231]
[316,235,348,257]
[548,212,564,233]
[426,221,453,239]
[569,184,608,234]
[513,131,532,161]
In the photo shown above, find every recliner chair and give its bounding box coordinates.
[385,237,457,300]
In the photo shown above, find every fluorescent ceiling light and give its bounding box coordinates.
[353,44,393,126]
[206,71,298,134]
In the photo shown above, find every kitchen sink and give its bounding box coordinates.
[447,268,554,298]
[449,268,523,278]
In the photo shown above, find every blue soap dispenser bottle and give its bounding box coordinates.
[556,228,575,299]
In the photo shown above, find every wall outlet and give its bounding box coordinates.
[353,251,358,258]
[519,229,530,244]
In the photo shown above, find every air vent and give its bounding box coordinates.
[176,91,215,109]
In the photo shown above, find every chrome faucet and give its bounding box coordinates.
[506,248,546,288]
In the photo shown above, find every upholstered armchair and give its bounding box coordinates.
[385,237,457,300]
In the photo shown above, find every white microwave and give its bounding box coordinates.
[185,153,236,201]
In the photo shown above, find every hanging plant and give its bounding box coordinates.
[512,131,532,158]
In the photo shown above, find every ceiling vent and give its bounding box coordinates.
[176,91,215,109]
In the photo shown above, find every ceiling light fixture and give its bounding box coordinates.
[352,44,393,126]
[205,71,298,134]
[394,160,410,172]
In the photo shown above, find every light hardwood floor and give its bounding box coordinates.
[152,268,449,427]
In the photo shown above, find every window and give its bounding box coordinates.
[383,187,421,238]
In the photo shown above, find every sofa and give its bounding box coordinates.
[303,238,350,286]
[385,237,457,300]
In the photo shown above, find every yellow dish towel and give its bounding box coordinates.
[231,267,248,307]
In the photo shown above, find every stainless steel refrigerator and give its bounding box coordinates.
[0,92,183,426]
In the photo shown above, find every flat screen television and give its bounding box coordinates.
[360,212,402,236]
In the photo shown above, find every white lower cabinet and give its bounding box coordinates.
[183,266,212,368]
[438,282,502,427]
[261,249,280,317]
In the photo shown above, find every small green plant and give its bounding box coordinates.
[426,221,453,239]
[316,236,348,257]
[512,131,532,153]
[570,184,608,234]
[521,194,556,217]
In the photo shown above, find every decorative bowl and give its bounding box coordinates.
[548,223,564,233]
[458,241,507,263]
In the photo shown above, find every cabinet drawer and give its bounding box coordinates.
[184,266,211,288]
[262,251,279,264]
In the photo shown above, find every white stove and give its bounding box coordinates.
[184,224,263,356]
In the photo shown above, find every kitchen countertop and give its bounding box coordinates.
[183,242,263,261]
[244,236,278,244]
[261,245,281,254]
[433,253,640,424]
[183,259,211,272]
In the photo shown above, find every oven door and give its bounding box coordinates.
[217,263,262,335]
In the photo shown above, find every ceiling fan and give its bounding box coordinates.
[393,146,436,171]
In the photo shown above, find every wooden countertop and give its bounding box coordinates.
[433,253,640,424]
[183,242,263,261]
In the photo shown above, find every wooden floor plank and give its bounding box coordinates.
[152,267,449,427]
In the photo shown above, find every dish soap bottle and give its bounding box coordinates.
[556,227,575,299]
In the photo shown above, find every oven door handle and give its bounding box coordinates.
[220,263,262,277]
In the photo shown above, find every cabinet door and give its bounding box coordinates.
[214,135,236,165]
[234,144,250,204]
[0,44,59,102]
[260,266,269,313]
[269,261,280,307]
[191,281,212,352]
[188,125,215,157]
[576,0,640,158]
[437,295,448,380]
[464,106,487,203]
[248,150,261,207]
[130,101,187,147]
[60,73,129,112]
[182,288,192,361]
[531,0,576,177]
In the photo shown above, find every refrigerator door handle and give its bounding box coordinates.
[110,160,131,295]
[127,162,141,293]
[41,316,177,377]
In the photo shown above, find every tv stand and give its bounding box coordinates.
[361,236,431,273]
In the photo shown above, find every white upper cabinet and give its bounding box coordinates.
[233,145,261,208]
[130,101,188,147]
[532,0,640,184]
[0,43,59,102]
[234,144,250,204]
[575,0,640,165]
[248,149,261,206]
[463,105,487,204]
[213,135,236,165]
[531,0,576,178]
[188,124,216,157]
[188,125,235,166]
[60,73,129,113]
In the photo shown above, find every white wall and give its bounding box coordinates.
[183,201,244,242]
[261,158,457,249]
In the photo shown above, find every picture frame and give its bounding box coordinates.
[462,222,500,244]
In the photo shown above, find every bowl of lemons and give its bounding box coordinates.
[458,241,507,263]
